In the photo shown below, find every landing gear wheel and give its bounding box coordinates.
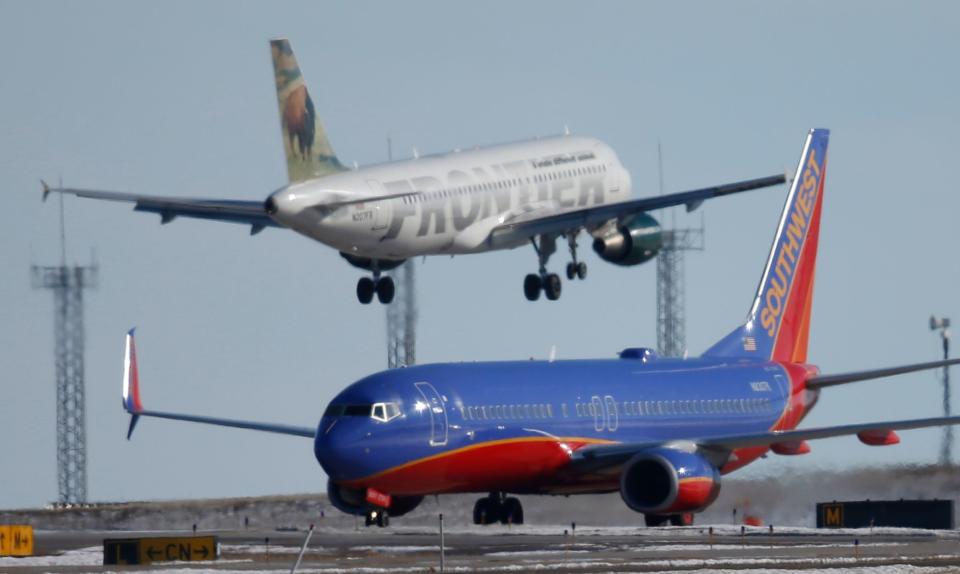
[566,262,577,280]
[501,497,524,525]
[357,277,375,304]
[671,513,693,526]
[473,498,499,525]
[376,276,395,304]
[544,273,562,300]
[644,514,670,527]
[576,261,587,280]
[376,511,390,527]
[523,274,542,301]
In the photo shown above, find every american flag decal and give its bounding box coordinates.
[742,337,757,352]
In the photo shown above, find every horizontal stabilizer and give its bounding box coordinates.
[807,357,960,389]
[42,184,280,230]
[120,329,316,440]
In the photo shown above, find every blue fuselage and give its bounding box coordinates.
[314,353,814,496]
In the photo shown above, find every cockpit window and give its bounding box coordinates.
[325,402,401,422]
[372,402,402,422]
[324,404,372,417]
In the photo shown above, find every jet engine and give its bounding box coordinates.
[619,448,721,515]
[327,480,423,517]
[592,213,662,266]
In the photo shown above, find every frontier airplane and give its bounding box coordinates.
[44,39,785,304]
[120,129,960,526]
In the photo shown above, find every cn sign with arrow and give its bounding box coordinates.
[137,536,218,564]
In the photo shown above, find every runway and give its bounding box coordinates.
[6,524,960,573]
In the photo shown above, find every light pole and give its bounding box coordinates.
[930,315,952,465]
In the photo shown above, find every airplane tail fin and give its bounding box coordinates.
[703,129,829,363]
[269,38,345,183]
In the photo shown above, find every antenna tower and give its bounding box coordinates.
[32,193,98,504]
[655,143,704,357]
[385,137,418,368]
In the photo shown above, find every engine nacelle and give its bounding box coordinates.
[619,448,721,515]
[327,480,423,517]
[592,213,662,266]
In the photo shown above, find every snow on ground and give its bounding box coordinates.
[349,545,445,553]
[384,523,957,539]
[85,568,960,574]
[0,545,102,566]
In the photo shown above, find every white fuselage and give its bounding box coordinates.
[268,135,631,260]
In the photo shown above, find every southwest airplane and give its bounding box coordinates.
[120,129,960,527]
[43,38,785,304]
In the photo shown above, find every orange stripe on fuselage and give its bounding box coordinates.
[339,436,615,495]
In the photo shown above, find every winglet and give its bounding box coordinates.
[122,328,144,439]
[41,180,51,202]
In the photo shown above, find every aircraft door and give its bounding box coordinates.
[774,373,789,414]
[366,179,390,231]
[604,395,619,431]
[606,164,623,199]
[591,396,604,432]
[414,382,448,446]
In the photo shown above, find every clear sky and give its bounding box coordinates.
[2,1,958,509]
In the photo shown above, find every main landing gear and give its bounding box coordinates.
[364,508,390,528]
[357,270,395,305]
[472,492,524,525]
[644,513,693,527]
[523,233,587,302]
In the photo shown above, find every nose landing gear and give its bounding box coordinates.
[524,236,561,301]
[364,508,390,527]
[565,233,587,281]
[472,492,524,525]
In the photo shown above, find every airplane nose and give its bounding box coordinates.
[315,420,377,480]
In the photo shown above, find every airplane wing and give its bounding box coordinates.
[489,174,786,242]
[42,181,280,235]
[122,329,316,440]
[572,414,960,469]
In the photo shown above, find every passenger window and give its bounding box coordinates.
[547,404,553,417]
